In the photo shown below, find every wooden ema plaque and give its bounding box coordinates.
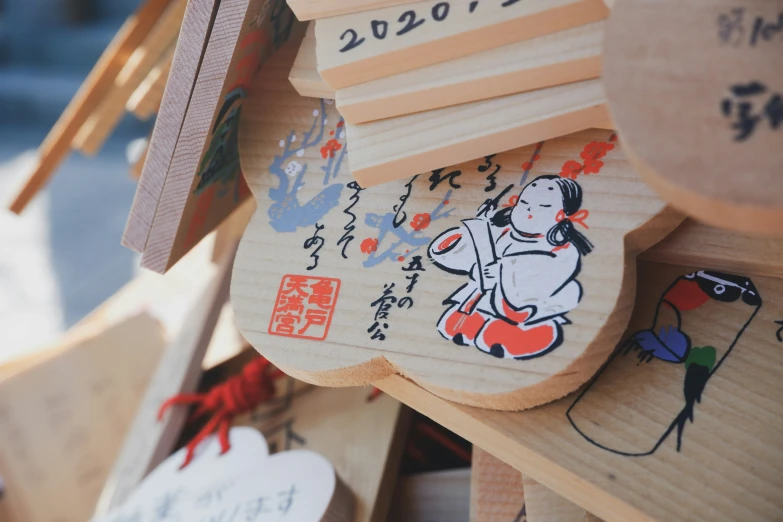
[604,0,783,237]
[379,259,783,522]
[231,41,683,411]
[138,0,296,273]
[314,0,608,89]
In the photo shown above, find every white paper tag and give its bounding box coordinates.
[94,427,349,522]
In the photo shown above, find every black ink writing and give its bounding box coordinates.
[339,28,365,52]
[338,181,364,258]
[478,154,501,192]
[303,223,325,271]
[368,282,413,341]
[371,19,388,39]
[393,175,418,227]
[402,256,426,294]
[429,168,462,191]
[721,81,782,141]
[397,9,426,35]
[432,2,450,21]
[718,7,783,47]
[336,1,523,53]
[776,320,783,342]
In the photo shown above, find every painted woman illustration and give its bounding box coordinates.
[428,175,593,360]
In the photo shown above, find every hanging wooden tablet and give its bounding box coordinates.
[604,0,783,237]
[377,251,783,522]
[229,356,408,522]
[231,43,683,410]
[94,253,232,512]
[336,21,604,124]
[123,0,220,252]
[0,314,165,522]
[346,79,609,188]
[315,0,608,89]
[139,0,296,273]
[94,428,355,522]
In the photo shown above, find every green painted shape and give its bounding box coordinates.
[685,345,717,372]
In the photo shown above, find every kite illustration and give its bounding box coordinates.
[567,270,762,456]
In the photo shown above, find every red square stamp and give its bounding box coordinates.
[268,275,341,341]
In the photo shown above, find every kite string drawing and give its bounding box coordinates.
[567,270,762,456]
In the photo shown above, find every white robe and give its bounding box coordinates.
[429,219,582,325]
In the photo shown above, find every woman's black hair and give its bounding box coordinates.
[491,175,593,256]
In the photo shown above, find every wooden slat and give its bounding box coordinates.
[93,251,233,513]
[72,0,188,155]
[346,80,608,187]
[315,0,608,89]
[211,197,255,263]
[642,218,783,279]
[121,0,219,253]
[337,21,604,124]
[140,0,295,273]
[7,0,172,214]
[0,314,166,522]
[523,476,595,522]
[376,259,783,522]
[127,44,176,120]
[470,448,526,522]
[289,22,336,99]
[286,0,412,21]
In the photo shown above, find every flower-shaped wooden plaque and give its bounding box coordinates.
[231,43,683,410]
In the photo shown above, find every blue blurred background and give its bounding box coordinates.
[0,0,154,362]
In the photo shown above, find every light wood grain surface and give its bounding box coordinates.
[122,0,219,253]
[230,359,408,522]
[290,23,336,99]
[7,0,172,214]
[377,258,783,522]
[141,0,295,273]
[523,476,594,522]
[93,252,233,513]
[233,38,683,409]
[641,218,783,280]
[337,21,604,124]
[604,0,783,236]
[0,314,165,522]
[315,0,608,88]
[470,447,526,522]
[345,79,610,187]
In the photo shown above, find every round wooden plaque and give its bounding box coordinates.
[604,0,783,236]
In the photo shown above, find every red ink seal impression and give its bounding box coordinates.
[269,275,341,340]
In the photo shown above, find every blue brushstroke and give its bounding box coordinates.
[268,99,345,233]
[363,189,455,268]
